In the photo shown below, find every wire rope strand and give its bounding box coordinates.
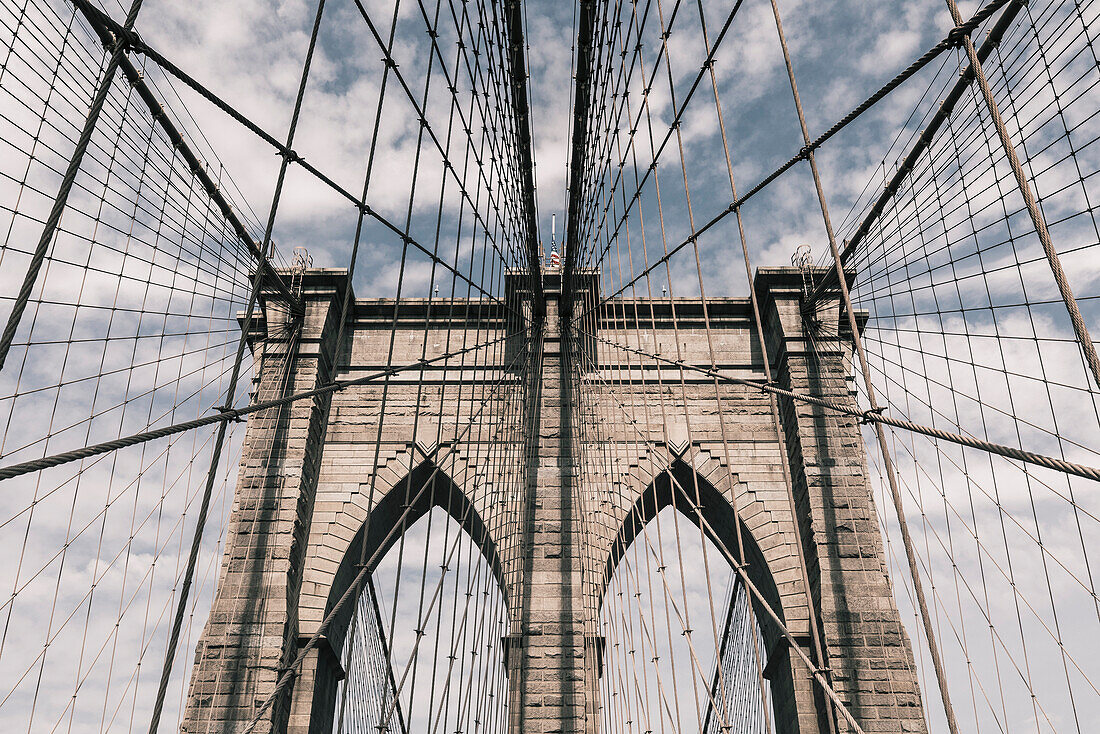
[766,0,961,730]
[0,0,147,373]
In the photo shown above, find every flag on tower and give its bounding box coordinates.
[549,247,560,269]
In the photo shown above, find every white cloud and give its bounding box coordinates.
[3,0,1100,731]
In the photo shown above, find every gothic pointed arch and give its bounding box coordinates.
[323,458,507,654]
[601,458,782,620]
[598,456,799,734]
[282,457,509,734]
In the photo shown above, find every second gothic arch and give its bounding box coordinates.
[597,454,802,734]
[598,457,786,636]
[320,458,507,654]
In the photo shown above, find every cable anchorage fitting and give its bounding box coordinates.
[277,659,300,677]
[860,406,886,425]
[947,24,972,48]
[215,405,243,423]
[104,25,140,53]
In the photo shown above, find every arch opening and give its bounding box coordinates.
[311,462,510,734]
[597,461,797,734]
[324,460,507,654]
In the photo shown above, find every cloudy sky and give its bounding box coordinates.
[114,0,983,296]
[1,0,1098,732]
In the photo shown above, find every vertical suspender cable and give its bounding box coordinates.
[686,0,843,726]
[0,0,147,373]
[502,0,544,311]
[144,1,329,731]
[767,1,961,732]
[562,0,596,306]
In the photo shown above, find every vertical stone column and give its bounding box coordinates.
[757,268,927,734]
[507,282,597,733]
[182,271,348,733]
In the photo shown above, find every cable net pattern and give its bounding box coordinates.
[0,0,1097,733]
[0,0,259,729]
[836,1,1100,729]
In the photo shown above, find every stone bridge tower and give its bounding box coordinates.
[181,267,927,734]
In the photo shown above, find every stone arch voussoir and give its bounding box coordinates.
[598,445,809,644]
[596,444,808,734]
[297,448,507,655]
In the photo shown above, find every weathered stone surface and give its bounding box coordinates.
[183,267,926,734]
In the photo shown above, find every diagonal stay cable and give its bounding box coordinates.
[67,0,512,313]
[941,0,1100,391]
[567,0,1014,283]
[566,0,1015,326]
[71,2,300,309]
[807,0,1025,302]
[0,328,526,483]
[581,326,1100,483]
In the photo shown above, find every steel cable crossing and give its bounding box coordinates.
[1,0,1099,733]
[2,2,1088,489]
[0,0,536,730]
[561,1,1098,733]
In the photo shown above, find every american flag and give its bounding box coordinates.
[549,248,560,268]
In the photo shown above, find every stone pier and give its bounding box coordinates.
[182,267,927,734]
